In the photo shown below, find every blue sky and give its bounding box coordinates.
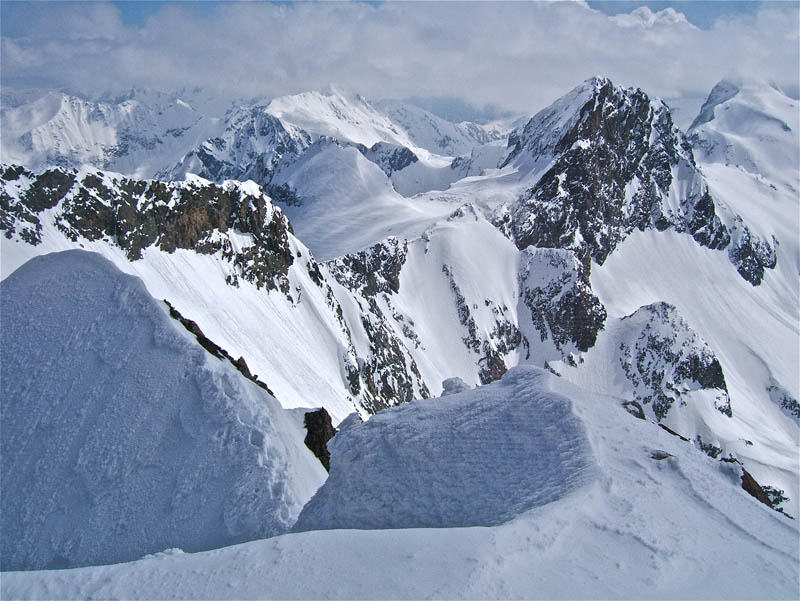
[1,1,796,112]
[587,1,762,29]
[105,0,763,30]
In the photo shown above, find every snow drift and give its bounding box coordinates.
[294,366,597,531]
[4,366,797,599]
[0,250,327,571]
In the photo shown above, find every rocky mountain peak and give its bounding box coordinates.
[503,77,777,285]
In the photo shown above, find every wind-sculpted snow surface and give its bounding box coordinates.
[5,368,798,600]
[294,367,597,531]
[0,250,327,570]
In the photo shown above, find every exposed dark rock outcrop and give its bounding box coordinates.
[741,468,774,508]
[618,302,731,421]
[328,237,431,411]
[504,77,776,285]
[303,408,336,472]
[1,165,296,294]
[357,141,419,177]
[519,247,607,356]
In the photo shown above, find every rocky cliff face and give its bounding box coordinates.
[504,77,777,285]
[327,237,431,409]
[160,106,312,188]
[1,165,296,294]
[616,302,732,422]
[518,247,607,358]
[357,142,419,177]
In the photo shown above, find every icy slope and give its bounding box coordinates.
[295,367,597,531]
[5,368,797,599]
[0,250,327,571]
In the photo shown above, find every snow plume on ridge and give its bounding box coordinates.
[0,250,327,570]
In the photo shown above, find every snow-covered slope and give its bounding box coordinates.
[295,367,597,531]
[270,143,455,260]
[0,90,222,178]
[585,229,799,518]
[690,77,799,190]
[2,75,796,530]
[0,250,326,571]
[5,367,797,599]
[373,98,507,157]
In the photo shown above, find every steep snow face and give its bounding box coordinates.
[7,367,797,599]
[0,91,222,179]
[295,367,597,531]
[504,77,778,286]
[159,105,311,186]
[589,229,799,518]
[373,99,506,157]
[327,207,524,394]
[689,78,799,190]
[0,250,327,571]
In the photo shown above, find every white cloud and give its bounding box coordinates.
[1,1,797,114]
[611,7,697,30]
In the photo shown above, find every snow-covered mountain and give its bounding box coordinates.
[1,74,798,589]
[502,77,778,286]
[0,89,224,179]
[689,77,799,190]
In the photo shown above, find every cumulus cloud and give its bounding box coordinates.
[1,1,797,114]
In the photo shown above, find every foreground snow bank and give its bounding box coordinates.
[0,250,327,571]
[295,367,597,530]
[4,366,797,599]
